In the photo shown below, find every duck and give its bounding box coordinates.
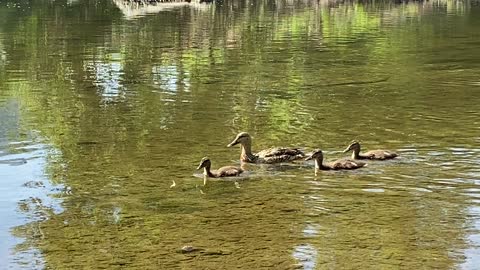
[305,149,366,171]
[343,141,397,160]
[196,157,244,178]
[227,132,305,164]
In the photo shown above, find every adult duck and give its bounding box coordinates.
[196,157,244,178]
[227,132,305,164]
[305,149,366,172]
[343,141,397,160]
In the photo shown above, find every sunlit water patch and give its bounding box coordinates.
[0,140,64,269]
[84,52,126,103]
[293,243,318,270]
[112,0,211,19]
[0,100,64,269]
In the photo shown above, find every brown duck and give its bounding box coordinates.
[343,141,397,160]
[305,149,366,171]
[227,132,305,164]
[196,157,244,178]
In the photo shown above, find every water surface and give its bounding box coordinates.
[1,0,480,269]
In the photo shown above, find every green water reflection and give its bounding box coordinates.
[1,0,480,269]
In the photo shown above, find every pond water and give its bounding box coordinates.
[1,0,480,269]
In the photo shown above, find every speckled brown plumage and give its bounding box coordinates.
[305,149,366,171]
[343,141,398,160]
[196,157,243,178]
[227,132,305,164]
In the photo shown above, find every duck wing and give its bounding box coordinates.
[329,159,366,170]
[214,166,244,177]
[256,147,305,163]
[364,150,398,160]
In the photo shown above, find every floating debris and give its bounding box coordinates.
[180,245,200,253]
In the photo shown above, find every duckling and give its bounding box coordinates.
[343,141,397,160]
[196,157,244,178]
[227,132,305,164]
[305,149,366,171]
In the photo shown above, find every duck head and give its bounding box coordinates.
[343,140,360,153]
[227,132,251,147]
[196,157,212,170]
[305,149,323,161]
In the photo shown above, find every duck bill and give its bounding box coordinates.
[227,140,239,147]
[196,164,203,170]
[305,155,313,161]
[342,147,351,153]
